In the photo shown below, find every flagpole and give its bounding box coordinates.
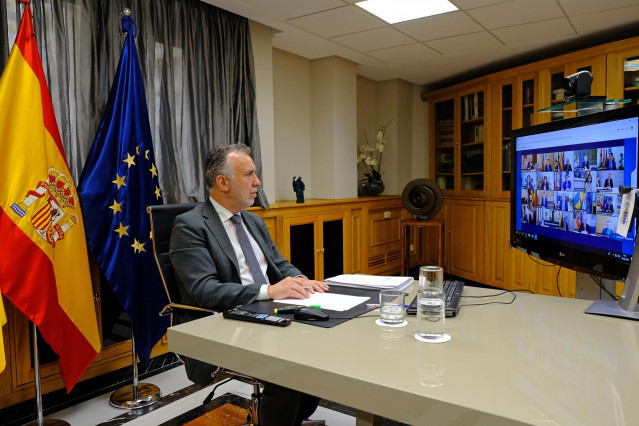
[26,323,69,426]
[109,326,161,409]
[106,6,162,410]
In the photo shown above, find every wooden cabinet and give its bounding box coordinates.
[484,201,510,288]
[284,212,347,281]
[492,73,538,198]
[538,54,606,122]
[431,83,490,196]
[444,199,484,283]
[425,36,639,295]
[365,205,402,275]
[607,47,639,105]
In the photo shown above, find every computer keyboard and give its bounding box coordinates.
[406,280,465,317]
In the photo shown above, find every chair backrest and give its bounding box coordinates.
[149,203,199,304]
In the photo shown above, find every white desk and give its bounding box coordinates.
[168,285,639,425]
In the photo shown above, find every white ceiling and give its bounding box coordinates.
[203,0,639,87]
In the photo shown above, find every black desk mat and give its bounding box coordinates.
[240,286,381,328]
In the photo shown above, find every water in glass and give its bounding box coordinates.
[416,287,445,341]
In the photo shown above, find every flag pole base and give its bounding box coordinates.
[109,383,161,409]
[26,420,70,426]
[26,419,71,426]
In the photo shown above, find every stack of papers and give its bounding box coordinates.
[274,292,369,311]
[324,274,413,291]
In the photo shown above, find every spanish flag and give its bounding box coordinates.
[0,3,100,391]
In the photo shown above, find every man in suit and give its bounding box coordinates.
[557,193,570,211]
[605,153,617,170]
[563,158,572,171]
[170,144,328,425]
[544,159,552,171]
[604,172,614,190]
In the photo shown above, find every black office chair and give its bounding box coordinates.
[149,203,265,425]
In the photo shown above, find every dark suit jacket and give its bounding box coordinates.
[169,199,302,384]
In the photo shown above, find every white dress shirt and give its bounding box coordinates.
[210,197,270,300]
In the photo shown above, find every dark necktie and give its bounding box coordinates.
[230,214,268,284]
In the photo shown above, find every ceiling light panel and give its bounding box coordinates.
[356,0,458,24]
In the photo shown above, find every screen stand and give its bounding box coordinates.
[575,271,616,301]
[585,238,639,320]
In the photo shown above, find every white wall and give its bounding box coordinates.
[253,21,429,201]
[272,49,312,201]
[249,21,276,202]
[357,76,429,195]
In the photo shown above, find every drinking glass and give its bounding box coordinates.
[415,266,450,343]
[379,290,406,325]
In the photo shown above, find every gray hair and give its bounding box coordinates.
[204,144,252,188]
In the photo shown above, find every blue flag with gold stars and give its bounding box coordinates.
[78,15,168,365]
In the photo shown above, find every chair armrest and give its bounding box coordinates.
[159,303,216,317]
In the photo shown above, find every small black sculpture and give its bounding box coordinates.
[293,176,305,203]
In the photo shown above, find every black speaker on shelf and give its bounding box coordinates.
[401,178,443,221]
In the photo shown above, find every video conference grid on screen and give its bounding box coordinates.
[515,116,638,260]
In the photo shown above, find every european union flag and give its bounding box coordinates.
[78,15,168,365]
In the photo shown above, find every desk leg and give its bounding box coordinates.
[355,410,383,426]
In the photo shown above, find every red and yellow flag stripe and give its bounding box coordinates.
[0,3,100,391]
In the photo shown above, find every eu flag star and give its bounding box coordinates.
[114,223,129,239]
[149,163,157,178]
[109,199,123,215]
[131,238,146,254]
[112,174,127,190]
[123,152,136,168]
[154,185,161,200]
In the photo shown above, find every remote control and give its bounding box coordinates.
[223,309,292,327]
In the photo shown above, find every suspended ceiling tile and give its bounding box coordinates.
[333,27,416,52]
[425,31,503,55]
[287,5,385,38]
[272,31,343,60]
[558,0,639,17]
[570,5,639,36]
[466,0,565,29]
[394,11,484,41]
[238,0,346,20]
[453,0,517,9]
[366,43,440,64]
[492,17,577,45]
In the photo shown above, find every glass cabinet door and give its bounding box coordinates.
[521,78,535,128]
[433,98,455,191]
[459,90,484,192]
[622,55,639,105]
[608,48,639,106]
[550,68,565,121]
[498,82,513,195]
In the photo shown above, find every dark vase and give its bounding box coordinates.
[358,178,385,197]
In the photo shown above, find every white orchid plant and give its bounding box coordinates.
[358,120,391,183]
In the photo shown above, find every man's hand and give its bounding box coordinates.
[266,276,329,300]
